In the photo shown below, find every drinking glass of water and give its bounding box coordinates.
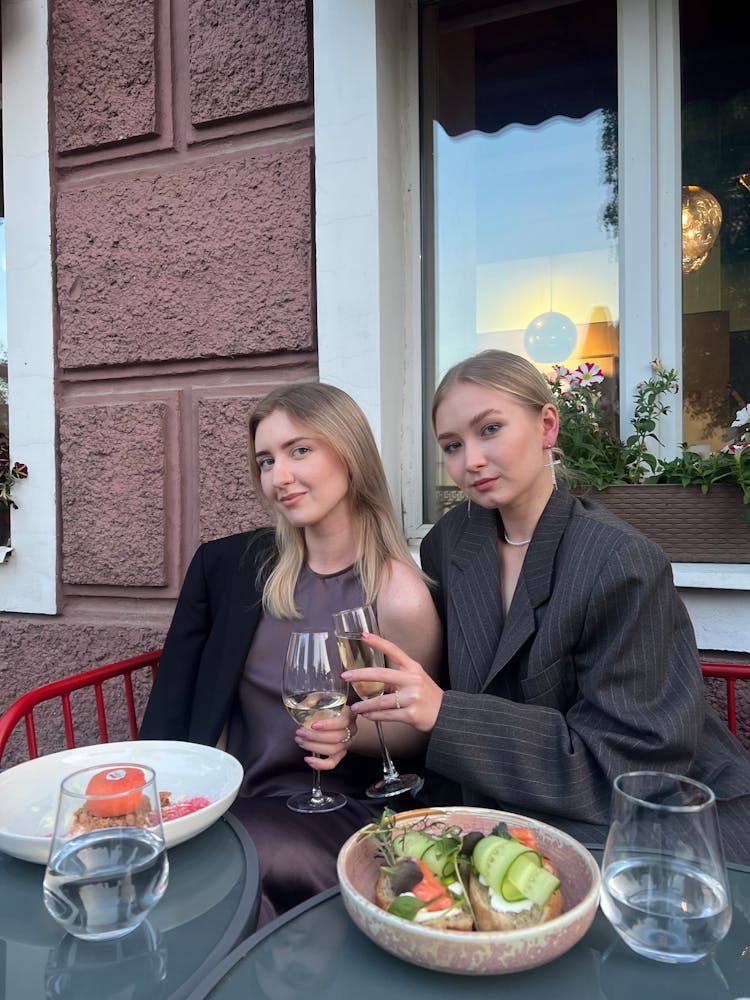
[600,770,732,963]
[43,763,169,941]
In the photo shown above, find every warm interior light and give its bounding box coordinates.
[681,185,722,274]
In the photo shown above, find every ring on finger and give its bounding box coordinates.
[394,689,401,710]
[342,726,352,744]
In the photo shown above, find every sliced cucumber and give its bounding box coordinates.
[473,834,560,907]
[392,831,453,878]
[473,836,531,896]
[505,856,560,907]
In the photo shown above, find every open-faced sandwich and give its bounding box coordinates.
[367,810,562,932]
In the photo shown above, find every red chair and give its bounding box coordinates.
[701,659,750,737]
[0,649,162,765]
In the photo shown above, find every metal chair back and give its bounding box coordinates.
[0,649,161,765]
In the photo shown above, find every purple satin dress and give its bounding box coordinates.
[226,564,388,925]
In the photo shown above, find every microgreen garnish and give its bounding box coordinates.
[362,809,477,924]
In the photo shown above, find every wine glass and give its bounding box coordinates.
[332,604,423,798]
[282,630,348,813]
[600,770,732,963]
[43,763,169,941]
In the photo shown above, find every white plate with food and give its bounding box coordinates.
[0,740,243,865]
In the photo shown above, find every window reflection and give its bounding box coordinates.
[421,0,619,522]
[680,1,750,456]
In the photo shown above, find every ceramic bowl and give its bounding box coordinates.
[337,806,601,975]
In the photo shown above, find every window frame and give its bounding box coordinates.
[0,0,57,613]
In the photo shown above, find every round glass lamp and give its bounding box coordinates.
[682,185,722,273]
[524,311,578,364]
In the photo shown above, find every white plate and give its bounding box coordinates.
[0,740,244,865]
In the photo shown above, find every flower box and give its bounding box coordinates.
[574,483,749,564]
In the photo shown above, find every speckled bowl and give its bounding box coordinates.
[337,806,601,975]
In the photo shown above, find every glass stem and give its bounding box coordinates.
[310,752,326,804]
[375,721,400,781]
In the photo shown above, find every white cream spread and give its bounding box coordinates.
[478,874,535,913]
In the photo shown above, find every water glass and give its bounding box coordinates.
[43,763,169,941]
[600,770,732,963]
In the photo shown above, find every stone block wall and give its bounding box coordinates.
[0,0,315,765]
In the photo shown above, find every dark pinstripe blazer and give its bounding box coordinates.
[420,488,750,853]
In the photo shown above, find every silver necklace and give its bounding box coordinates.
[503,531,532,547]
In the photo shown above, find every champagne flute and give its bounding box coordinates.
[600,770,732,963]
[333,604,423,798]
[282,630,348,813]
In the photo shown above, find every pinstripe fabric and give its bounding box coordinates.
[421,489,750,863]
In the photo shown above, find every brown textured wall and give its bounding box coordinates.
[60,402,168,586]
[197,394,271,541]
[0,0,315,749]
[56,149,313,368]
[189,0,309,124]
[52,0,158,152]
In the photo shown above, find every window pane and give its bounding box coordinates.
[421,0,619,522]
[680,2,750,456]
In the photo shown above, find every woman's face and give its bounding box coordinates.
[434,381,558,512]
[254,409,351,533]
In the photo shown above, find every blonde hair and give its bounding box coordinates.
[249,382,425,619]
[432,349,556,425]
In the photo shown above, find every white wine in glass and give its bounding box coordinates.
[333,604,423,798]
[282,631,348,814]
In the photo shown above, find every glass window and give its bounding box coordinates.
[680,2,750,456]
[420,0,619,522]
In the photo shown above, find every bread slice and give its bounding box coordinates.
[374,867,474,931]
[468,860,563,932]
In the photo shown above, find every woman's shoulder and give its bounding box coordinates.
[379,556,434,614]
[565,492,671,569]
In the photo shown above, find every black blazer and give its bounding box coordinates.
[420,488,750,845]
[139,530,275,745]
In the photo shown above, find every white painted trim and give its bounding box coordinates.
[0,0,57,613]
[314,0,424,532]
[617,0,659,441]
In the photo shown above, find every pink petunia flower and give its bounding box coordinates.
[731,405,750,428]
[575,362,604,386]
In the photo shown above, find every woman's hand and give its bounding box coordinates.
[294,704,358,771]
[343,631,444,733]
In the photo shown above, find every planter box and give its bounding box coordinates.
[574,484,749,564]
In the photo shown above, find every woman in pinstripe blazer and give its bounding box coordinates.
[346,350,750,862]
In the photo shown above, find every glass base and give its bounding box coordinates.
[366,773,423,798]
[286,790,347,813]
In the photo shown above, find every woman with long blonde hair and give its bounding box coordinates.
[141,381,441,924]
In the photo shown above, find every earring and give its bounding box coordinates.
[546,447,558,491]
